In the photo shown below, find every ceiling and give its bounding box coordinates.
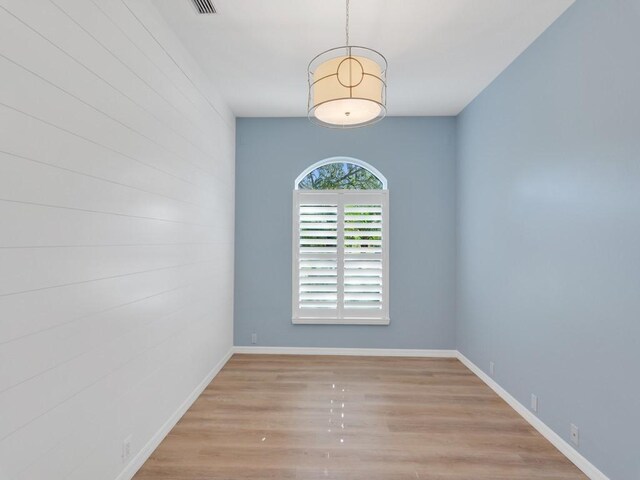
[153,0,574,117]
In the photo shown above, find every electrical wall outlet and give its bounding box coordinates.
[251,332,257,344]
[489,361,495,376]
[122,435,132,463]
[530,394,538,413]
[570,424,579,446]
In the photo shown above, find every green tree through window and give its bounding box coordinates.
[298,162,383,190]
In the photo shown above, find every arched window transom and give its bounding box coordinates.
[294,157,388,190]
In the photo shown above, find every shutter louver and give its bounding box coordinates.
[344,204,383,310]
[293,190,388,324]
[298,204,338,310]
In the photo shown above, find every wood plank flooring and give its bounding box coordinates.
[133,354,587,480]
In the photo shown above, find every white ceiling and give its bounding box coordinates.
[154,0,574,117]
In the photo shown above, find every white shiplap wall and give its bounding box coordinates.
[0,0,235,479]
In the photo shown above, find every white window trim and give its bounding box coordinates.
[292,189,389,326]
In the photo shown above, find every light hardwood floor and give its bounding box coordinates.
[134,354,587,480]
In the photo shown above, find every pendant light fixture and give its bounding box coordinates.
[307,0,387,128]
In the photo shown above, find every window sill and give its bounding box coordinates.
[292,317,390,326]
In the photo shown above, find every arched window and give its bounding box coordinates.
[292,158,389,325]
[295,157,387,190]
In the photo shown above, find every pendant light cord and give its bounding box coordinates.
[345,0,350,46]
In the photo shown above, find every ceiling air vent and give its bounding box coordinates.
[191,0,216,14]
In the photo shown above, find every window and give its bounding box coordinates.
[293,158,389,325]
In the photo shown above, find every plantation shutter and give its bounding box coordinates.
[293,190,389,324]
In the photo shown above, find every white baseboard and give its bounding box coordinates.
[456,352,609,480]
[232,346,458,357]
[116,347,234,480]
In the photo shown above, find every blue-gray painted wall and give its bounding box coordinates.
[456,1,640,479]
[235,117,457,349]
